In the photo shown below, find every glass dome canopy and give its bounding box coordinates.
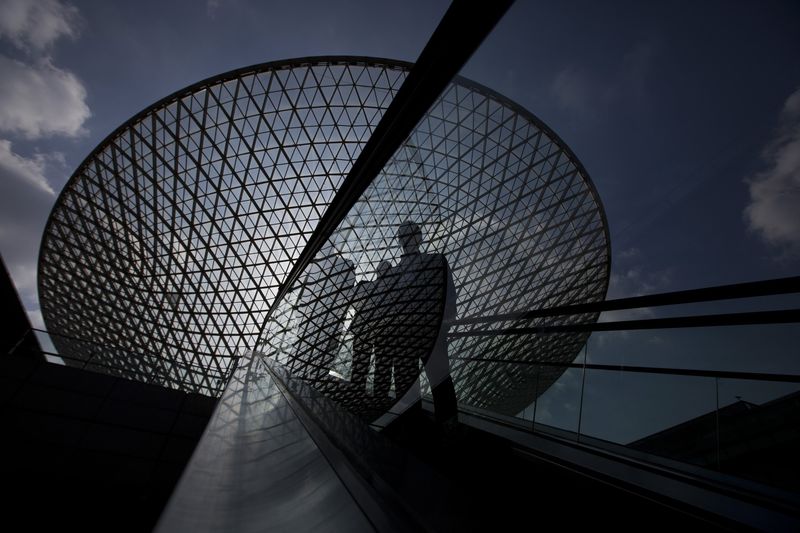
[38,56,610,412]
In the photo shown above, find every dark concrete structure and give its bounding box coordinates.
[632,391,800,492]
[1,354,215,532]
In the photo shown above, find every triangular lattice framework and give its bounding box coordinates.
[254,72,611,416]
[39,58,407,396]
[39,57,610,410]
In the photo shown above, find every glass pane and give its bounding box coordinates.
[580,369,718,469]
[717,378,800,492]
[589,324,800,375]
[534,365,584,439]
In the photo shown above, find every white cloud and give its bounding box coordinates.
[745,86,800,252]
[7,256,38,301]
[207,0,221,16]
[0,149,57,348]
[0,0,80,51]
[606,264,671,300]
[0,140,61,317]
[551,42,654,116]
[0,139,55,194]
[207,0,238,17]
[0,55,90,139]
[617,247,641,261]
[596,251,671,338]
[551,66,592,115]
[0,0,83,351]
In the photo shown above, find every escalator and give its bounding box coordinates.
[155,355,800,532]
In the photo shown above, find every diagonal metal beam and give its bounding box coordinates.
[264,0,514,321]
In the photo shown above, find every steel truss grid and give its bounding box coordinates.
[39,57,610,412]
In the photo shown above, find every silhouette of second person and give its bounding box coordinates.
[291,240,355,383]
[350,260,391,391]
[371,221,457,423]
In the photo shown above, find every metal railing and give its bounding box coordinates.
[9,275,799,503]
[7,327,235,396]
[440,275,800,504]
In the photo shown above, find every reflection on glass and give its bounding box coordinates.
[262,221,457,427]
[581,370,718,468]
[717,379,800,492]
[351,260,392,390]
[256,70,610,426]
[156,355,374,532]
[589,324,800,376]
[533,361,585,439]
[38,59,412,396]
[290,238,356,382]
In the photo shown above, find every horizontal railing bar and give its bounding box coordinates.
[27,327,237,370]
[453,276,800,326]
[35,350,222,391]
[449,309,800,335]
[451,356,800,383]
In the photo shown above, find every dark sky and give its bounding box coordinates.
[0,0,798,443]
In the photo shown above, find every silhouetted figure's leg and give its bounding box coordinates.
[424,333,457,424]
[291,322,319,377]
[373,349,392,400]
[393,352,419,399]
[351,331,371,390]
[432,376,457,423]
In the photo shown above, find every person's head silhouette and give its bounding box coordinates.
[397,221,422,255]
[376,260,391,278]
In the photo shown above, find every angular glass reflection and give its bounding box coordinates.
[39,59,411,395]
[260,221,455,425]
[39,57,610,416]
[716,378,800,491]
[257,74,610,423]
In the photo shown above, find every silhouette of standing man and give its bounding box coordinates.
[351,260,391,392]
[374,221,458,425]
[291,240,355,384]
